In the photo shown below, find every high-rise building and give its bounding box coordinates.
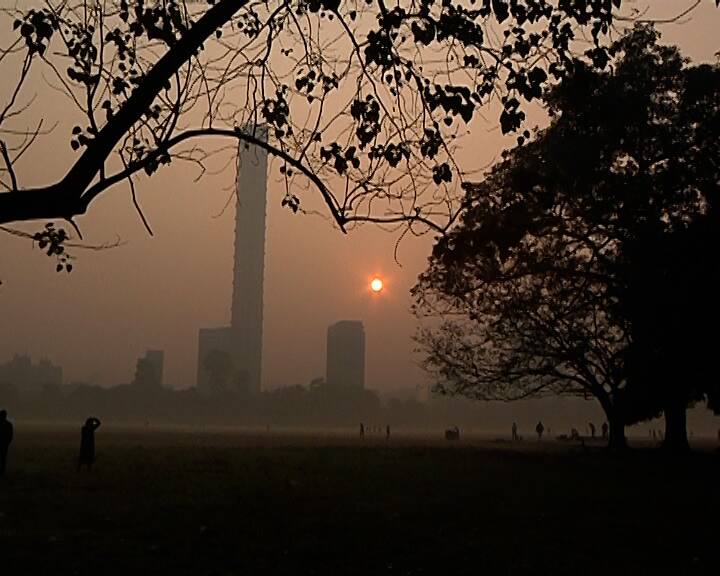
[326,321,366,389]
[197,127,267,394]
[133,349,164,388]
[0,354,63,395]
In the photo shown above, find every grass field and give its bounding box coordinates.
[1,425,718,575]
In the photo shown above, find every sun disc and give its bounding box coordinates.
[370,277,383,293]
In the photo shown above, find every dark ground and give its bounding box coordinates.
[1,425,718,576]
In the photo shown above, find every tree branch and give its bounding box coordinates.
[26,0,249,213]
[0,126,349,231]
[0,141,18,192]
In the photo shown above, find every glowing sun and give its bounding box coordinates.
[370,277,384,293]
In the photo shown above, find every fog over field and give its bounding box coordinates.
[1,2,719,573]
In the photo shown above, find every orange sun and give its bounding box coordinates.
[370,277,384,293]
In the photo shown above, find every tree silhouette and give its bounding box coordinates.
[0,0,656,237]
[623,213,720,452]
[414,25,720,451]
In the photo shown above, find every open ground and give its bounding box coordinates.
[1,425,718,575]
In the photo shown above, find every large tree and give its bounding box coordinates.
[414,25,720,451]
[0,0,676,239]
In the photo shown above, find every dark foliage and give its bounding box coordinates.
[414,25,720,451]
[1,0,644,241]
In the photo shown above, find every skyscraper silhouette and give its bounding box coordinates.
[197,127,267,394]
[326,321,366,389]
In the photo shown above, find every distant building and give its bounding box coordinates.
[326,321,366,389]
[196,327,251,394]
[0,354,63,395]
[197,126,267,394]
[133,350,164,388]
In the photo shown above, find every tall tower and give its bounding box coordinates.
[196,127,267,394]
[230,128,268,394]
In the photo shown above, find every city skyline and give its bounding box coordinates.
[1,2,718,393]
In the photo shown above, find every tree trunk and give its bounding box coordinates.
[607,411,627,452]
[597,395,627,452]
[662,400,690,454]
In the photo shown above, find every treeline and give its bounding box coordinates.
[0,380,606,433]
[3,379,717,439]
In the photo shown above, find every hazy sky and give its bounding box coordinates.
[1,1,719,391]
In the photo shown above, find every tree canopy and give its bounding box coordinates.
[0,0,653,236]
[413,25,720,450]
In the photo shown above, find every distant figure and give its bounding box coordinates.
[588,422,596,438]
[78,417,102,471]
[512,422,518,441]
[0,410,13,476]
[386,425,390,441]
[445,427,460,441]
[601,422,609,440]
[535,421,545,440]
[359,423,365,439]
[570,428,580,441]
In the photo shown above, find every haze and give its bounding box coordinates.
[1,0,719,396]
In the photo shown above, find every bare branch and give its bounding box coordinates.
[0,141,18,192]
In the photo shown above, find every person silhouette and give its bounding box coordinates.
[386,425,390,441]
[359,422,365,439]
[0,410,13,476]
[512,421,518,441]
[78,417,101,471]
[588,422,596,438]
[535,421,544,440]
[601,422,609,440]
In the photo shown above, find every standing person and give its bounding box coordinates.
[512,422,518,441]
[588,422,596,439]
[359,422,365,440]
[78,417,101,471]
[0,410,13,476]
[535,421,545,441]
[601,422,609,440]
[386,425,390,441]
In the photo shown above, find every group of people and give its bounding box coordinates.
[359,423,391,440]
[0,410,102,476]
[511,420,610,441]
[512,421,547,441]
